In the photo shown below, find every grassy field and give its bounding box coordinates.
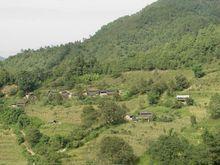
[0,125,27,165]
[3,68,220,164]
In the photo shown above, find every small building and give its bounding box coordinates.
[138,112,154,122]
[176,95,190,102]
[124,115,138,122]
[85,90,99,97]
[99,90,119,96]
[59,90,72,99]
[25,92,37,101]
[124,115,133,121]
[11,99,28,108]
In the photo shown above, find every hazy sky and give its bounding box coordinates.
[0,0,157,57]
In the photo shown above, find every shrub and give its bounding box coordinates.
[81,106,99,127]
[175,75,190,91]
[17,114,31,129]
[25,127,42,147]
[208,94,220,119]
[0,91,5,98]
[99,100,127,125]
[148,91,160,105]
[190,115,197,127]
[8,88,18,96]
[192,65,205,78]
[171,101,184,109]
[149,131,192,164]
[186,98,194,106]
[158,114,175,122]
[99,136,136,164]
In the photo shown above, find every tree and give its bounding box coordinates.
[81,106,99,127]
[99,136,136,164]
[16,71,39,92]
[175,75,190,91]
[202,130,220,164]
[208,94,220,119]
[26,127,42,147]
[192,65,205,78]
[17,114,31,129]
[99,100,126,125]
[149,131,192,164]
[0,69,10,87]
[186,98,194,106]
[190,115,197,127]
[148,91,160,105]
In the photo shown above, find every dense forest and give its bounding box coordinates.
[0,0,220,164]
[1,0,220,88]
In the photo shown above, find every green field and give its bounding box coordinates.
[0,125,27,165]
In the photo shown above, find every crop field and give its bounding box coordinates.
[0,125,27,165]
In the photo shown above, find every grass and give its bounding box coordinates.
[0,125,27,165]
[5,68,219,164]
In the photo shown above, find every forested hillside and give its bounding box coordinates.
[1,0,220,79]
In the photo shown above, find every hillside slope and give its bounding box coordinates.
[2,0,220,76]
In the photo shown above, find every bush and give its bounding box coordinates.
[175,75,190,91]
[0,108,24,125]
[0,91,5,98]
[149,131,192,164]
[81,106,99,127]
[190,115,197,127]
[171,101,184,109]
[99,136,136,164]
[99,100,127,125]
[186,98,194,106]
[25,127,42,147]
[8,88,18,96]
[192,65,205,78]
[148,91,160,105]
[17,114,31,129]
[158,114,175,122]
[208,94,220,119]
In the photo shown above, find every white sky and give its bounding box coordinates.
[0,0,157,57]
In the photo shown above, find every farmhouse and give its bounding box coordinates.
[85,90,99,97]
[138,112,154,122]
[59,90,72,99]
[99,90,118,96]
[84,89,119,97]
[176,95,190,101]
[25,92,37,101]
[11,99,28,108]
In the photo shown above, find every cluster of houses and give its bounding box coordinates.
[11,93,37,108]
[125,111,155,122]
[125,95,191,123]
[84,89,121,97]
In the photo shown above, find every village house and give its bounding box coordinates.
[11,99,28,108]
[138,111,154,122]
[124,115,133,121]
[25,92,37,102]
[176,95,190,102]
[99,90,118,96]
[84,89,119,97]
[84,90,99,97]
[59,90,73,99]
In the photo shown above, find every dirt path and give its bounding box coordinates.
[20,130,35,156]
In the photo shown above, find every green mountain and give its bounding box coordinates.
[2,0,220,79]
